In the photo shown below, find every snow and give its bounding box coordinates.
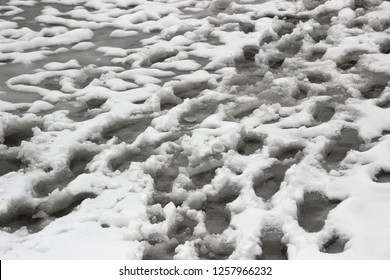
[1,0,390,260]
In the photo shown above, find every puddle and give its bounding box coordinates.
[276,22,295,37]
[32,171,69,197]
[0,157,25,176]
[374,170,390,183]
[242,45,259,61]
[275,147,302,161]
[69,151,95,176]
[277,40,302,56]
[203,191,238,234]
[321,235,347,254]
[3,127,34,147]
[309,25,328,43]
[268,57,285,69]
[380,40,390,54]
[172,80,211,99]
[0,213,51,234]
[51,192,97,218]
[204,204,230,234]
[102,116,151,144]
[337,51,365,70]
[201,235,235,260]
[109,146,154,172]
[239,22,255,34]
[308,49,326,62]
[237,135,263,155]
[256,228,287,260]
[253,164,289,200]
[154,167,179,192]
[294,84,309,100]
[307,72,330,84]
[190,167,217,188]
[313,103,335,123]
[154,152,188,192]
[152,191,183,208]
[180,103,218,126]
[360,83,387,99]
[324,128,363,167]
[174,214,198,238]
[297,192,341,232]
[142,238,179,260]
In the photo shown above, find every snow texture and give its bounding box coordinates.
[0,0,390,260]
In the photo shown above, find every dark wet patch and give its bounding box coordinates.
[0,200,39,233]
[228,67,264,85]
[190,167,218,188]
[66,99,107,121]
[237,135,263,155]
[321,235,348,254]
[256,227,287,260]
[276,147,303,161]
[152,191,183,208]
[154,167,179,193]
[38,76,62,91]
[203,191,238,234]
[142,238,179,260]
[0,157,25,176]
[337,51,365,70]
[276,22,295,37]
[293,84,309,100]
[324,128,363,166]
[315,10,339,25]
[33,152,94,196]
[380,40,390,54]
[308,49,326,62]
[233,102,261,119]
[371,20,390,32]
[298,192,341,232]
[374,169,390,183]
[154,152,188,192]
[239,22,255,33]
[109,146,154,172]
[172,80,210,99]
[102,116,151,144]
[204,204,230,234]
[3,127,35,147]
[313,103,335,123]
[307,72,330,84]
[33,170,72,197]
[85,98,107,109]
[174,213,198,238]
[180,103,218,126]
[160,101,179,111]
[303,0,327,10]
[200,236,235,260]
[338,59,358,70]
[268,56,285,69]
[0,213,51,234]
[51,192,97,218]
[309,25,328,43]
[0,57,14,63]
[360,83,387,99]
[260,35,275,45]
[253,164,289,200]
[276,39,302,56]
[243,45,259,61]
[69,151,95,176]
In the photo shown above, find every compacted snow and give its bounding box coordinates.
[0,0,390,259]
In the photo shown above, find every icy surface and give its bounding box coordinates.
[1,0,390,260]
